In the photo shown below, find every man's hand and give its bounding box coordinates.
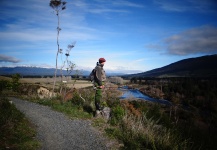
[99,85,105,89]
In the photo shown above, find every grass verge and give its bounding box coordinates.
[0,97,40,150]
[27,98,93,119]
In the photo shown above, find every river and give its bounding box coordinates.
[119,86,172,106]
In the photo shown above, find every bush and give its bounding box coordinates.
[109,105,125,125]
[0,80,11,92]
[11,73,21,92]
[70,90,84,107]
[130,101,172,128]
[83,102,94,113]
[69,88,95,112]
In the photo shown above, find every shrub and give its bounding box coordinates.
[103,88,122,108]
[109,105,125,125]
[78,88,95,112]
[121,100,141,117]
[70,90,84,108]
[11,73,21,92]
[0,80,11,92]
[83,103,94,113]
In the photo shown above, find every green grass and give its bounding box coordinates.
[35,98,92,119]
[0,97,40,150]
[52,101,92,119]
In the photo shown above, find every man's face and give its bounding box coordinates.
[101,62,105,65]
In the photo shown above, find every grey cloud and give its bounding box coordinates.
[165,26,217,55]
[0,54,21,63]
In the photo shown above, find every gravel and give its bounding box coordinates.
[10,97,115,150]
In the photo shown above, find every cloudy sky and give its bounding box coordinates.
[1,0,217,74]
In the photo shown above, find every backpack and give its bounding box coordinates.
[89,68,96,82]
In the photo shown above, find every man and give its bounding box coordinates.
[93,58,106,116]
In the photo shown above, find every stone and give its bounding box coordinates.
[37,87,52,99]
[102,107,111,121]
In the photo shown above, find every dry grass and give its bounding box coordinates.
[0,76,12,81]
[20,78,51,83]
[0,76,92,90]
[65,80,93,89]
[19,78,92,89]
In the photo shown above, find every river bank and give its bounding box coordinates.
[119,86,172,105]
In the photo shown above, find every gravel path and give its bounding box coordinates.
[10,97,115,150]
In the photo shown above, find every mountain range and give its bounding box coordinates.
[0,54,217,77]
[126,54,217,78]
[0,66,123,77]
[0,67,87,77]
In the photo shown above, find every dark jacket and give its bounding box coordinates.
[94,63,106,86]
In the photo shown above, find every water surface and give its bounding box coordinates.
[119,87,172,106]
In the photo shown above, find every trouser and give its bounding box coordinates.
[95,88,102,110]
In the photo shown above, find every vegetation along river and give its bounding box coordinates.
[119,86,172,106]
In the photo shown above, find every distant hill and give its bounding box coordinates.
[0,66,123,77]
[127,54,217,78]
[0,67,89,76]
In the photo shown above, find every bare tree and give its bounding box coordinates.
[59,42,76,95]
[49,0,67,96]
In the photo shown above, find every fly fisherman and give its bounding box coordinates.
[93,58,107,117]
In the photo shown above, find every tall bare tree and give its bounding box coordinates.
[49,0,67,96]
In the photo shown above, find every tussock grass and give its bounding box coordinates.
[116,114,190,150]
[104,100,193,149]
